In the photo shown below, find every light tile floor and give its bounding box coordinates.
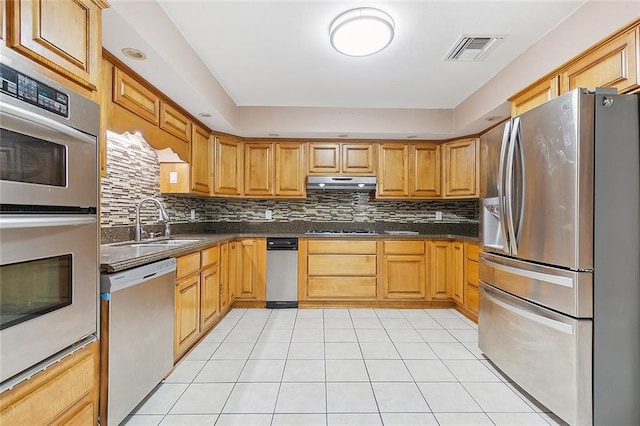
[123,308,567,426]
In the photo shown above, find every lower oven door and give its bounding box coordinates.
[0,215,98,384]
[478,283,592,426]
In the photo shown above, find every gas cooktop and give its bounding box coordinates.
[304,230,379,235]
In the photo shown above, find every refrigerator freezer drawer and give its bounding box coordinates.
[479,283,592,426]
[479,252,592,317]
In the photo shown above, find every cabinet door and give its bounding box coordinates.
[275,143,306,197]
[6,0,104,90]
[377,144,409,197]
[236,238,266,301]
[219,243,230,312]
[560,26,638,95]
[411,143,441,197]
[244,143,273,196]
[451,241,465,304]
[510,76,560,116]
[200,264,220,332]
[428,240,452,300]
[382,255,427,300]
[0,341,98,425]
[175,274,201,358]
[214,135,243,195]
[442,138,478,198]
[191,124,212,195]
[342,144,375,175]
[228,241,238,304]
[112,68,160,125]
[160,101,191,142]
[308,143,340,174]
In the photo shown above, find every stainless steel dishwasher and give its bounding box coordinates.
[266,237,298,309]
[100,258,176,426]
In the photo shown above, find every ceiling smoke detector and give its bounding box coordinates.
[330,7,395,57]
[444,35,504,61]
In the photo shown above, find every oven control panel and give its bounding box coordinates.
[0,63,69,118]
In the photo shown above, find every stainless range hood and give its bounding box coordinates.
[307,176,377,191]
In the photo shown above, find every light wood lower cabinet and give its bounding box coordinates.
[464,242,480,317]
[235,238,267,302]
[200,246,221,331]
[0,340,99,425]
[220,242,230,312]
[174,253,201,360]
[428,240,453,300]
[451,241,465,304]
[381,240,427,300]
[300,239,378,300]
[174,245,226,360]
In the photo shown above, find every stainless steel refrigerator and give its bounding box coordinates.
[478,88,640,426]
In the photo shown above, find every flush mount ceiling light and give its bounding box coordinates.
[330,7,395,57]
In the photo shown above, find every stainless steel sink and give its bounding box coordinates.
[111,239,200,248]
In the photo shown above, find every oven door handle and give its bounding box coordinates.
[0,215,97,229]
[0,101,95,145]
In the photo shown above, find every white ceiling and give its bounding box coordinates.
[103,1,589,139]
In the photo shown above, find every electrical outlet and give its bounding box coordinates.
[265,209,272,220]
[435,211,443,221]
[169,171,178,184]
[190,209,196,220]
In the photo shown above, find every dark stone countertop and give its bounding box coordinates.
[101,231,480,273]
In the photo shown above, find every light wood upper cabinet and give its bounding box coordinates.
[377,143,410,197]
[560,26,638,95]
[275,143,306,197]
[510,76,560,116]
[308,143,340,174]
[5,0,107,91]
[308,142,376,175]
[190,124,212,195]
[378,143,442,199]
[442,138,478,199]
[381,240,427,300]
[160,102,191,142]
[244,143,273,196]
[411,143,441,197]
[428,240,452,300]
[342,144,376,174]
[215,135,243,196]
[510,21,640,115]
[112,67,160,125]
[236,238,267,302]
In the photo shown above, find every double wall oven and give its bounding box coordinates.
[0,59,99,387]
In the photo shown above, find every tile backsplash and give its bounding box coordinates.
[101,132,479,228]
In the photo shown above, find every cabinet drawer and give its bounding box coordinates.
[466,259,478,286]
[176,252,200,279]
[307,277,377,299]
[201,246,220,268]
[465,242,479,261]
[307,240,377,254]
[383,240,425,255]
[308,255,376,276]
[466,284,478,313]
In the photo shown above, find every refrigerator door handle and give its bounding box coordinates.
[505,117,520,255]
[497,121,512,252]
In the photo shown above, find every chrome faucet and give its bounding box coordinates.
[134,197,171,241]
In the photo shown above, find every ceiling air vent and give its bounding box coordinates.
[444,35,504,61]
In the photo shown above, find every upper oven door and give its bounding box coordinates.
[0,100,97,209]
